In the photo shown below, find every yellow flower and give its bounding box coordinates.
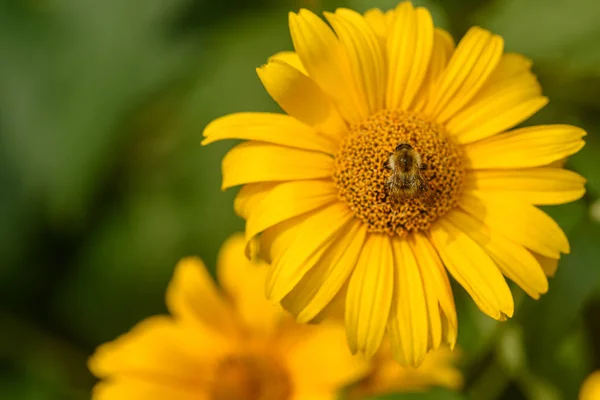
[202,1,586,366]
[580,371,600,400]
[88,234,368,400]
[349,340,462,399]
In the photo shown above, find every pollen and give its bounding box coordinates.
[333,110,464,236]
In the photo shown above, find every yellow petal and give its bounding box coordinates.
[485,53,533,83]
[256,60,347,142]
[325,8,386,115]
[165,258,238,336]
[387,238,429,366]
[91,378,207,400]
[446,52,547,144]
[386,2,434,110]
[289,9,364,123]
[448,91,547,145]
[345,233,394,358]
[216,234,283,334]
[413,28,455,112]
[222,142,333,189]
[259,210,307,264]
[233,182,279,219]
[202,112,337,154]
[311,283,347,324]
[533,252,559,277]
[245,180,338,245]
[446,209,548,299]
[266,203,354,302]
[282,220,367,323]
[281,322,370,396]
[425,27,503,123]
[409,232,458,349]
[269,51,307,74]
[460,192,570,258]
[89,316,228,386]
[355,342,463,394]
[429,219,514,320]
[464,168,586,205]
[465,124,586,170]
[580,371,600,400]
[363,8,386,41]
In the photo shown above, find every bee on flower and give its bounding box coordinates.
[203,1,586,366]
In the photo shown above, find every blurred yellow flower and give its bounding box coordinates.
[349,340,462,399]
[203,1,586,366]
[88,234,368,400]
[580,370,600,400]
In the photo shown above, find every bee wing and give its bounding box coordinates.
[416,169,436,205]
[416,169,431,192]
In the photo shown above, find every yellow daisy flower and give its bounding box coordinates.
[580,370,600,400]
[348,340,462,399]
[202,1,586,366]
[88,234,368,399]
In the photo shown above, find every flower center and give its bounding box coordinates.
[333,110,464,236]
[210,354,292,400]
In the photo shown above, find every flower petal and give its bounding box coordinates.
[281,220,367,323]
[289,9,364,123]
[233,182,279,219]
[89,316,228,386]
[269,51,307,74]
[580,371,600,400]
[429,219,514,320]
[460,192,570,258]
[533,252,559,277]
[324,8,386,115]
[216,234,283,334]
[387,238,429,366]
[202,112,337,154]
[345,233,394,358]
[266,202,354,302]
[446,209,548,299]
[245,179,338,245]
[425,27,503,124]
[386,2,434,111]
[259,210,307,265]
[409,233,457,349]
[363,8,386,40]
[464,168,586,205]
[257,60,347,142]
[447,90,547,145]
[485,53,533,83]
[222,142,333,189]
[413,28,455,112]
[91,378,207,400]
[464,125,586,170]
[446,53,547,144]
[281,322,369,396]
[165,258,238,336]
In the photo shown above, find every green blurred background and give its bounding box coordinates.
[1,0,599,399]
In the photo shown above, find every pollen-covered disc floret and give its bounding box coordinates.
[333,110,464,236]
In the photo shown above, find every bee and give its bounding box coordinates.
[386,143,432,201]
